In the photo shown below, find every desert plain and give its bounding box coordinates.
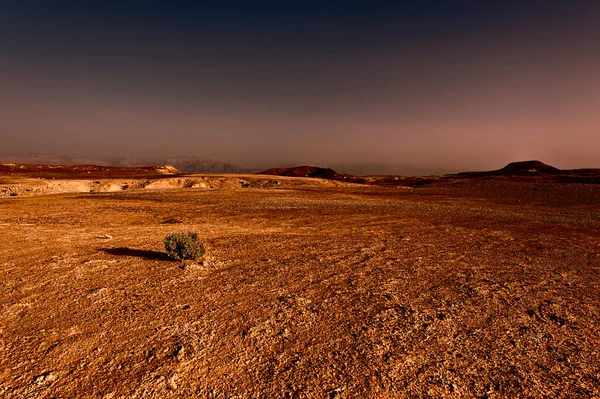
[0,164,599,398]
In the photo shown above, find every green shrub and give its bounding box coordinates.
[164,232,205,261]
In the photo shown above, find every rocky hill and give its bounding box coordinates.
[0,155,251,174]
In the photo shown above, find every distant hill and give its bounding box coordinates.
[498,161,561,175]
[0,163,180,179]
[259,161,600,186]
[109,157,253,174]
[0,155,251,174]
[451,160,600,185]
[260,166,347,180]
[459,161,562,177]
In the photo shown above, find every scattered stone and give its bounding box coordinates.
[33,371,57,385]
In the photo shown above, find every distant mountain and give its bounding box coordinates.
[0,154,110,166]
[259,161,600,186]
[0,154,251,174]
[258,165,371,184]
[454,161,600,184]
[260,166,347,179]
[495,161,561,175]
[253,161,450,176]
[165,158,250,174]
[322,162,451,176]
[460,161,562,177]
[109,157,253,174]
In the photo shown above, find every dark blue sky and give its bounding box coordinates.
[1,1,599,171]
[0,1,571,53]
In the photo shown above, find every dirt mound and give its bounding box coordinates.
[0,163,181,179]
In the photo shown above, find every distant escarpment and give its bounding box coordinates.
[0,155,251,174]
[260,161,600,187]
[118,158,252,174]
[0,163,181,179]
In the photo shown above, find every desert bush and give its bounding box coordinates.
[164,231,205,261]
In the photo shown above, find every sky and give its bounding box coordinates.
[1,1,599,173]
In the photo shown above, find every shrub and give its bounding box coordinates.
[164,232,205,261]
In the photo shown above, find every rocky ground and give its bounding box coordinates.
[0,174,599,398]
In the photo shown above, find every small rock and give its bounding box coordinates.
[33,371,57,385]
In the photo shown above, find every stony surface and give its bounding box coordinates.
[0,176,599,398]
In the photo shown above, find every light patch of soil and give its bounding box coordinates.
[0,174,352,197]
[0,179,599,398]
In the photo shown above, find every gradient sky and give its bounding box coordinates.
[1,1,599,172]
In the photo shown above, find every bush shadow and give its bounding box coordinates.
[100,247,172,261]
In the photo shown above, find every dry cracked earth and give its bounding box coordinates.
[1,175,599,398]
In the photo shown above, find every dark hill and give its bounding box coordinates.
[260,161,600,187]
[260,166,347,180]
[458,161,562,177]
[493,161,561,176]
[455,161,600,184]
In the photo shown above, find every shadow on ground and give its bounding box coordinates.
[100,247,172,261]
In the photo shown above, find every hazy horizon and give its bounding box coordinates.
[1,2,599,172]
